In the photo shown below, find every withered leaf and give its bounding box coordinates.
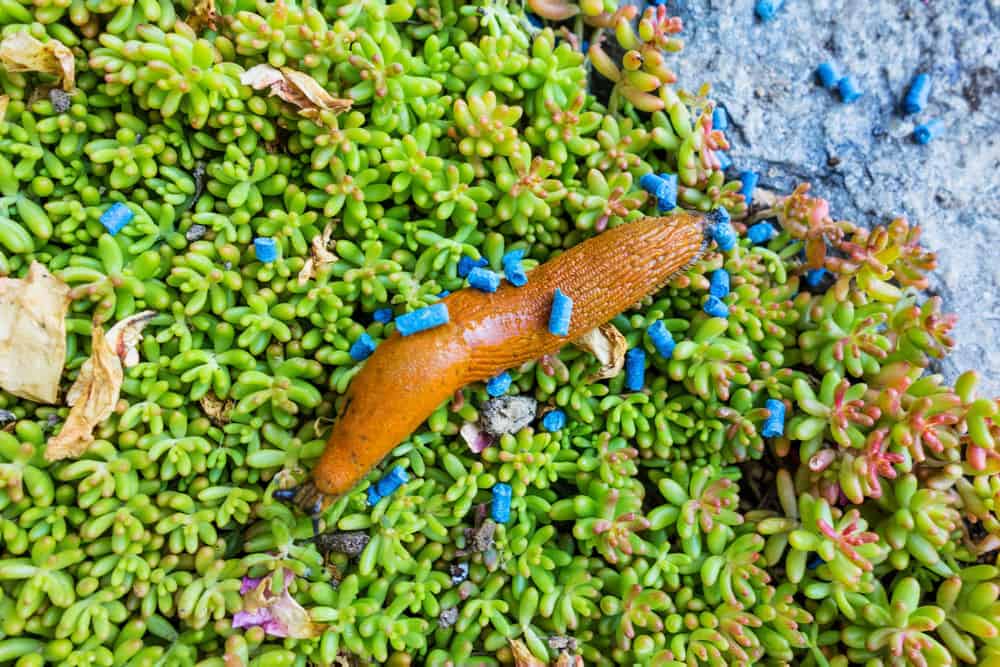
[0,262,72,404]
[0,32,75,91]
[237,571,323,639]
[241,64,352,119]
[186,0,219,32]
[46,323,121,461]
[510,639,547,667]
[297,221,338,285]
[572,322,627,381]
[200,392,234,426]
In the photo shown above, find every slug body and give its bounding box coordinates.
[308,212,709,503]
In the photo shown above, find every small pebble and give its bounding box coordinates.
[396,303,449,336]
[373,307,394,323]
[739,171,759,205]
[704,295,729,318]
[468,266,501,293]
[449,562,469,585]
[837,76,863,103]
[254,237,278,263]
[541,409,566,432]
[762,398,786,437]
[647,320,675,359]
[0,409,15,425]
[99,202,134,235]
[502,249,528,287]
[625,348,645,392]
[914,119,944,145]
[755,0,783,21]
[438,607,459,628]
[185,224,207,242]
[458,255,488,278]
[903,72,931,115]
[548,288,573,337]
[491,483,512,523]
[349,332,376,361]
[816,62,840,90]
[486,371,512,397]
[747,222,776,244]
[312,530,370,557]
[712,106,728,131]
[709,269,731,298]
[49,89,71,113]
[479,396,537,437]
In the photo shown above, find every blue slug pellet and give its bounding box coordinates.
[396,303,449,336]
[502,249,528,287]
[704,295,729,318]
[762,398,786,437]
[368,465,409,505]
[349,332,376,361]
[647,320,675,359]
[747,222,776,244]
[100,202,134,235]
[655,172,678,212]
[717,151,732,171]
[807,555,826,570]
[468,267,501,293]
[709,269,730,298]
[739,171,759,205]
[708,208,737,251]
[712,106,728,131]
[805,267,828,287]
[254,237,278,263]
[638,173,670,212]
[438,290,451,298]
[549,288,573,336]
[755,0,783,21]
[491,483,512,523]
[486,371,512,397]
[914,119,943,145]
[458,255,488,278]
[838,76,863,103]
[373,308,394,323]
[541,409,566,432]
[816,62,839,90]
[903,73,930,115]
[625,348,646,392]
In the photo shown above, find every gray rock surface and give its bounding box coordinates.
[665,0,1000,393]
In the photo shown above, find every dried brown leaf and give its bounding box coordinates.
[553,653,584,667]
[106,310,156,368]
[240,64,352,118]
[200,393,233,426]
[186,0,219,31]
[238,571,323,639]
[297,221,338,285]
[510,639,547,667]
[0,261,72,403]
[46,323,122,461]
[572,322,627,381]
[0,32,75,91]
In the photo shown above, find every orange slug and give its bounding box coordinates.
[293,211,711,512]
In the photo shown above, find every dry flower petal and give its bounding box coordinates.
[46,322,123,461]
[460,421,495,453]
[236,570,322,639]
[297,221,338,285]
[0,261,72,404]
[0,32,75,91]
[553,654,585,667]
[106,310,156,368]
[510,639,547,667]
[573,322,627,381]
[241,64,352,118]
[186,0,219,31]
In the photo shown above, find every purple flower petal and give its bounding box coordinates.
[240,576,262,595]
[460,422,495,453]
[232,608,272,629]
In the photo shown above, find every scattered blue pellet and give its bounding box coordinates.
[396,303,449,336]
[837,76,862,103]
[491,483,512,523]
[468,267,501,293]
[747,222,776,244]
[458,255,488,278]
[486,371,512,397]
[914,119,944,145]
[655,172,679,212]
[712,106,728,131]
[717,151,732,171]
[438,290,450,298]
[366,486,381,506]
[502,250,528,287]
[762,398,786,437]
[373,307,394,323]
[704,295,729,318]
[625,348,646,392]
[903,72,931,115]
[807,555,825,570]
[739,171,759,205]
[549,288,573,337]
[639,173,668,210]
[526,12,542,28]
[816,62,839,90]
[709,269,730,298]
[755,0,783,21]
[368,465,410,505]
[541,409,566,432]
[254,237,278,263]
[349,332,376,361]
[100,202,134,235]
[648,320,675,359]
[805,267,828,287]
[708,208,737,251]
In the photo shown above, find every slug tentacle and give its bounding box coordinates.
[307,211,709,504]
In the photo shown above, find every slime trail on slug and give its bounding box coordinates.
[293,210,714,512]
